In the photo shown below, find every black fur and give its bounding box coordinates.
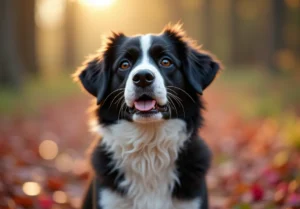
[75,25,221,209]
[83,135,211,209]
[91,143,127,195]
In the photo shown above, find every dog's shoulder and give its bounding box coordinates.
[173,135,212,199]
[91,139,128,195]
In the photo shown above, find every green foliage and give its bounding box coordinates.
[214,67,300,149]
[0,73,78,116]
[234,203,251,209]
[281,113,300,150]
[216,68,300,119]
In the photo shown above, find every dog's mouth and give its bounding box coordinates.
[127,95,168,115]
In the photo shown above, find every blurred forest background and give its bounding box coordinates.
[0,0,300,209]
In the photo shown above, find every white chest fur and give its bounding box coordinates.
[99,189,201,209]
[96,119,201,209]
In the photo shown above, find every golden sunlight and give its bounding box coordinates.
[78,0,115,8]
[35,0,66,29]
[22,182,41,196]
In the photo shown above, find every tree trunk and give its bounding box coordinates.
[0,0,24,89]
[64,1,77,70]
[267,0,286,71]
[15,0,38,75]
[228,0,240,65]
[202,0,212,50]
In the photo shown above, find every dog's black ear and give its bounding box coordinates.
[75,55,109,104]
[185,49,221,94]
[163,23,222,94]
[73,32,125,104]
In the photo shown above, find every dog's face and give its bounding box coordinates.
[75,25,221,124]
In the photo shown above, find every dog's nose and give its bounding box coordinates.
[132,70,155,88]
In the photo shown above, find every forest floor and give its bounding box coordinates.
[1,73,300,209]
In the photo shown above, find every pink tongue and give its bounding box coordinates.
[134,100,156,111]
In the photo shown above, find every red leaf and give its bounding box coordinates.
[38,195,53,209]
[250,184,264,202]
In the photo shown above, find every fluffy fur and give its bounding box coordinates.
[75,24,221,209]
[99,189,201,209]
[98,119,195,209]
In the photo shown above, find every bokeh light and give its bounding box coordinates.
[55,153,74,172]
[53,191,68,204]
[70,197,82,208]
[39,140,59,160]
[22,182,41,196]
[35,0,66,29]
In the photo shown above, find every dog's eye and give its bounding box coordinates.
[119,60,131,70]
[160,58,172,67]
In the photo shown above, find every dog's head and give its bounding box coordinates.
[74,25,221,124]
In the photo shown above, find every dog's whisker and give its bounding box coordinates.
[118,102,126,122]
[167,88,178,96]
[167,86,196,103]
[168,93,185,118]
[120,101,126,119]
[167,103,172,119]
[167,96,178,117]
[122,105,128,119]
[168,94,181,117]
[122,103,127,119]
[167,92,182,102]
[102,88,124,106]
[168,92,183,107]
[115,96,125,108]
[109,91,124,109]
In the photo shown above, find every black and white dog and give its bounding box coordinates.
[74,25,221,209]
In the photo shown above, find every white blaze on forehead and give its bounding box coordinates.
[140,34,152,63]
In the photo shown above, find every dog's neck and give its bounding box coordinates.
[93,119,190,208]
